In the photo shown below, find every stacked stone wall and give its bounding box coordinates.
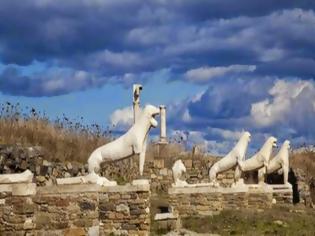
[168,185,291,218]
[0,183,150,236]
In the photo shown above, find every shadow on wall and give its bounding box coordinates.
[288,168,300,204]
[266,168,299,204]
[310,181,315,204]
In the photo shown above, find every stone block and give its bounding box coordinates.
[79,200,96,211]
[12,183,36,196]
[64,228,85,236]
[159,168,168,176]
[154,159,164,169]
[116,204,130,214]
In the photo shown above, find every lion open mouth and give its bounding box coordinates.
[151,113,159,127]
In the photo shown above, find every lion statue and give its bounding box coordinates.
[87,104,160,185]
[209,131,251,186]
[172,159,188,187]
[238,136,277,184]
[265,140,291,186]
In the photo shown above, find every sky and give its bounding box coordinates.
[0,0,315,155]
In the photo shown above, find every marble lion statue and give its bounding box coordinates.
[238,136,277,184]
[265,140,291,186]
[172,159,188,187]
[87,104,160,185]
[209,131,251,186]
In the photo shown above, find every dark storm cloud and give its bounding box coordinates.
[0,66,105,96]
[0,0,315,97]
[164,77,315,153]
[256,58,315,78]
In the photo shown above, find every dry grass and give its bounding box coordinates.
[291,151,315,180]
[0,102,195,165]
[181,207,315,236]
[0,102,110,163]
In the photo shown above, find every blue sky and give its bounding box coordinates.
[0,1,315,154]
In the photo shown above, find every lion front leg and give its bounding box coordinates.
[234,166,242,183]
[283,165,290,186]
[139,136,148,176]
[258,167,266,185]
[133,142,142,155]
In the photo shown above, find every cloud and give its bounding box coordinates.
[109,106,134,130]
[0,3,314,96]
[187,77,273,121]
[0,0,315,153]
[164,76,315,153]
[185,65,256,83]
[0,66,104,96]
[251,80,315,136]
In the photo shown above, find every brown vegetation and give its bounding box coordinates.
[0,102,110,163]
[291,150,315,180]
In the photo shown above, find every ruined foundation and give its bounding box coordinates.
[168,184,293,218]
[0,182,150,236]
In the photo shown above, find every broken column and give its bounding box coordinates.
[133,84,142,124]
[159,105,167,144]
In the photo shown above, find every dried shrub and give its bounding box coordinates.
[0,102,111,163]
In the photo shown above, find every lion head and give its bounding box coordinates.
[268,136,278,148]
[242,131,251,142]
[142,104,160,128]
[283,140,290,149]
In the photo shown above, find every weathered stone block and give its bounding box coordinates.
[64,228,85,236]
[79,200,96,211]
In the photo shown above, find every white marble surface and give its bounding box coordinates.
[0,169,33,184]
[87,104,160,181]
[209,131,251,185]
[172,159,188,187]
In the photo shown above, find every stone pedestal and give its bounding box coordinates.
[0,183,151,235]
[270,184,293,205]
[168,183,291,218]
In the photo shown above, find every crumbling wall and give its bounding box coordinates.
[168,185,293,218]
[0,183,150,236]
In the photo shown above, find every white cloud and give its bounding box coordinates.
[169,129,240,155]
[181,109,191,122]
[110,106,134,129]
[87,50,144,69]
[251,79,315,129]
[185,64,256,82]
[207,127,243,140]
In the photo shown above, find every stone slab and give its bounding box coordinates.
[132,179,150,186]
[56,176,85,185]
[269,184,293,192]
[168,184,249,194]
[0,170,33,184]
[38,183,150,194]
[0,183,37,196]
[0,184,13,192]
[12,183,37,196]
[247,184,273,193]
[154,212,177,220]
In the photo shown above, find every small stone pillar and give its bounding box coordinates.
[159,105,167,144]
[133,84,142,124]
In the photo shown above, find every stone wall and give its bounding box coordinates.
[0,144,302,199]
[0,183,150,236]
[168,184,292,218]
